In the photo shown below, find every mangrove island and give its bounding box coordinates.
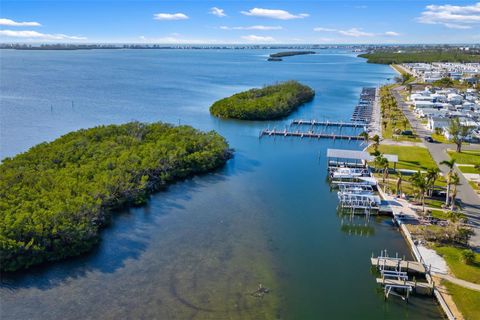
[209,80,315,120]
[267,51,316,61]
[0,122,232,271]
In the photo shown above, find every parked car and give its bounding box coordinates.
[424,136,434,142]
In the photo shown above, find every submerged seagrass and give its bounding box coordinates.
[209,80,315,120]
[0,122,231,271]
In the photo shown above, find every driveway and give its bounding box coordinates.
[391,86,480,249]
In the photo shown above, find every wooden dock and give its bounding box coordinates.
[371,257,427,274]
[260,129,364,140]
[291,119,367,128]
[376,278,434,296]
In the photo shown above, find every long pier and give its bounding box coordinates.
[260,129,363,140]
[291,119,367,128]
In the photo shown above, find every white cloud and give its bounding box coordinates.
[314,27,400,37]
[153,13,189,21]
[417,2,480,29]
[139,35,225,44]
[0,18,41,27]
[0,30,86,40]
[241,34,275,42]
[317,37,336,42]
[241,8,308,20]
[210,7,226,17]
[384,31,400,36]
[313,27,337,32]
[444,23,472,29]
[338,28,374,37]
[220,25,282,31]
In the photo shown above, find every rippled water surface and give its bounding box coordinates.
[0,49,443,319]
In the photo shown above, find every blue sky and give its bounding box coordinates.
[1,1,479,44]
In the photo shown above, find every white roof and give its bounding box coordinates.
[327,149,371,160]
[327,149,398,163]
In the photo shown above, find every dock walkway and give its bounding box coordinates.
[371,257,427,274]
[260,129,363,140]
[291,120,367,128]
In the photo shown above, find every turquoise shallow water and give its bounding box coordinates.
[0,49,442,319]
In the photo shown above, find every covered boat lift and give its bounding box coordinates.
[327,148,398,170]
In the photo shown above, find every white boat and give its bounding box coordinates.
[331,167,369,179]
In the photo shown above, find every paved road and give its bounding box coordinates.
[391,87,480,249]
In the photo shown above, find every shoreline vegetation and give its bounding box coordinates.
[358,50,480,64]
[0,122,232,272]
[267,51,315,61]
[209,80,315,120]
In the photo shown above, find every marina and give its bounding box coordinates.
[291,119,367,128]
[0,49,444,320]
[259,87,377,141]
[351,87,376,122]
[259,129,364,140]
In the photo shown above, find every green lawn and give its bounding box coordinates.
[468,181,480,192]
[443,281,480,320]
[457,165,480,174]
[431,133,450,144]
[430,209,449,220]
[429,209,466,221]
[371,145,437,171]
[448,150,480,166]
[434,246,480,284]
[424,198,445,209]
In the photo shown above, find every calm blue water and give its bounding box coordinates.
[0,49,442,319]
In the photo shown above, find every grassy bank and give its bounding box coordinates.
[448,150,480,166]
[434,246,480,284]
[370,145,437,171]
[443,281,480,320]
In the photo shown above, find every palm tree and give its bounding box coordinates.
[396,171,403,196]
[382,157,390,184]
[372,134,380,153]
[359,131,369,144]
[440,159,456,206]
[426,168,440,196]
[411,171,428,212]
[450,173,460,211]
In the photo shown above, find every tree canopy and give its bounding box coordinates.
[209,80,315,120]
[359,50,480,64]
[0,122,231,271]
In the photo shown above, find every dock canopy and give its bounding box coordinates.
[326,148,398,164]
[327,149,373,161]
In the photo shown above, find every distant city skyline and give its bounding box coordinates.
[1,1,479,44]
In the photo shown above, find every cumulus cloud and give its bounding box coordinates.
[384,31,401,36]
[314,27,400,37]
[241,8,308,20]
[0,30,86,40]
[139,35,226,44]
[313,27,337,32]
[338,28,374,37]
[220,25,282,31]
[0,18,41,27]
[153,13,189,21]
[241,34,275,42]
[417,2,480,29]
[210,7,226,17]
